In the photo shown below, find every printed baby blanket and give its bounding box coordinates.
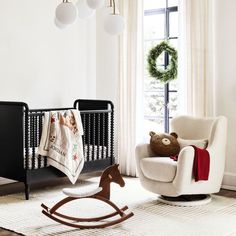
[38,110,84,184]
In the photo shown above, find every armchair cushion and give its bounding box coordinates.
[140,157,177,182]
[178,138,208,150]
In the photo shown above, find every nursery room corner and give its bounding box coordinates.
[0,0,236,235]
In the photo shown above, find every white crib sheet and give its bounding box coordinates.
[24,145,107,169]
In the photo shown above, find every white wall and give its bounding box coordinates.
[215,0,236,190]
[95,8,120,161]
[0,0,96,109]
[95,9,119,106]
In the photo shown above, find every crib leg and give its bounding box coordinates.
[24,183,30,200]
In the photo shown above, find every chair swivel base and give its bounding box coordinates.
[158,194,212,206]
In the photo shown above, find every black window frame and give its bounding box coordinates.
[144,0,178,132]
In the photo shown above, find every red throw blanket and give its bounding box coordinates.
[191,145,210,181]
[170,145,210,181]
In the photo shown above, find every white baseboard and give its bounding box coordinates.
[222,172,236,191]
[221,185,236,191]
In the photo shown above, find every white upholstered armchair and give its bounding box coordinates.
[135,116,227,202]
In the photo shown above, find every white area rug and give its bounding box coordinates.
[1,177,236,236]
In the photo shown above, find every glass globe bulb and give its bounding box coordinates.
[55,2,78,25]
[104,14,125,35]
[76,0,95,19]
[54,17,68,29]
[87,0,105,9]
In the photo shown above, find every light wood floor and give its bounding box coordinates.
[0,177,236,236]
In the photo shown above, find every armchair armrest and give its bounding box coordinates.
[173,146,195,189]
[135,143,156,178]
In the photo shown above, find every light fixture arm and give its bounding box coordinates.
[112,0,116,15]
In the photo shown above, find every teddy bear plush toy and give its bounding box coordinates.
[149,131,180,157]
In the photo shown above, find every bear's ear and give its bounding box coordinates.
[149,131,156,137]
[170,132,178,139]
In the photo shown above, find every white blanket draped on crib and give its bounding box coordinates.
[37,110,84,184]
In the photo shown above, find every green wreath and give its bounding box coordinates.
[147,41,178,83]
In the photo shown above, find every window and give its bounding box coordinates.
[144,0,179,133]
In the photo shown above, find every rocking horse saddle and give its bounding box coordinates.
[63,186,103,198]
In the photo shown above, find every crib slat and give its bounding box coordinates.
[82,114,87,161]
[38,115,43,168]
[110,105,114,162]
[101,112,105,159]
[87,114,91,161]
[106,113,109,160]
[33,115,36,169]
[97,113,101,160]
[92,113,95,161]
[29,115,33,169]
[107,112,110,159]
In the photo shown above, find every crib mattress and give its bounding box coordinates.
[24,145,107,169]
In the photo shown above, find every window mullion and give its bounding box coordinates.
[164,1,170,132]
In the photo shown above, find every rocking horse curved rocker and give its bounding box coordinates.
[41,164,134,229]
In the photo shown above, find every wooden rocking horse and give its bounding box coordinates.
[41,164,134,229]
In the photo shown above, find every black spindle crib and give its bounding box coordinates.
[0,99,114,199]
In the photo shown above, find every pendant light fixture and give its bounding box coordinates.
[54,0,125,36]
[103,0,124,35]
[55,0,78,25]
